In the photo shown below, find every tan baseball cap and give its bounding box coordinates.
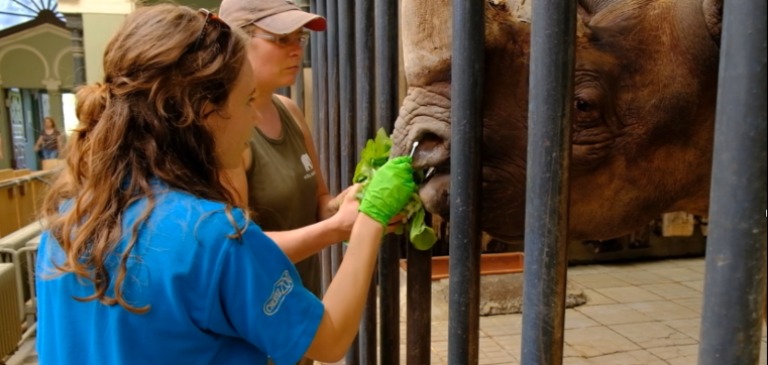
[219,0,327,34]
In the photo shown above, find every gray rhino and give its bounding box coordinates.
[391,0,722,242]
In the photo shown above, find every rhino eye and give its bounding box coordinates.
[575,98,594,112]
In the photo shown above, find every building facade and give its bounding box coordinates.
[0,0,218,170]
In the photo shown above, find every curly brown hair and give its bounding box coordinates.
[42,4,248,313]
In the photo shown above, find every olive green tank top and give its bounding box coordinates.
[246,96,322,297]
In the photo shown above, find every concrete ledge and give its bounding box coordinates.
[400,257,586,321]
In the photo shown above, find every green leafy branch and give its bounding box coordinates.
[352,128,438,250]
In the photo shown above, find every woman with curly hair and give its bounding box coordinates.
[35,4,416,365]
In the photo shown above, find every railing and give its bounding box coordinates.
[0,262,21,359]
[0,169,56,238]
[0,221,42,359]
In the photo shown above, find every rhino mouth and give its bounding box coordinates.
[411,132,452,218]
[418,168,451,218]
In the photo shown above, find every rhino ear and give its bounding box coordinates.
[576,0,608,36]
[578,0,616,18]
[577,0,617,31]
[702,0,723,45]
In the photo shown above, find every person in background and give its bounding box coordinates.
[218,0,357,339]
[35,5,416,364]
[34,116,65,159]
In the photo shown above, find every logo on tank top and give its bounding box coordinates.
[264,270,294,316]
[300,153,316,180]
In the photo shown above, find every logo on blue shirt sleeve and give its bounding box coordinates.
[263,270,294,316]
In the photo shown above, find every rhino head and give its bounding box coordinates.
[391,0,723,241]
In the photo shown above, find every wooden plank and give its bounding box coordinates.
[41,159,63,171]
[0,184,20,238]
[15,180,35,226]
[0,169,14,181]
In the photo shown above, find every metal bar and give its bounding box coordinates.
[28,0,42,11]
[307,4,319,308]
[355,0,375,155]
[338,0,356,194]
[355,0,377,361]
[375,0,400,362]
[0,11,35,17]
[373,0,398,127]
[447,0,484,363]
[0,249,25,321]
[340,0,360,346]
[275,87,290,97]
[316,0,330,186]
[698,0,767,363]
[320,247,332,295]
[378,235,401,365]
[310,0,320,158]
[327,0,346,350]
[359,271,377,365]
[520,0,576,364]
[406,244,432,365]
[312,0,333,294]
[10,0,38,15]
[326,0,341,196]
[295,64,305,114]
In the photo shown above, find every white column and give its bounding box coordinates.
[0,84,8,164]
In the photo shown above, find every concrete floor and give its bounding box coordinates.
[7,257,767,365]
[325,257,767,365]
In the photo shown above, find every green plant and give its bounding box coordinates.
[353,128,437,250]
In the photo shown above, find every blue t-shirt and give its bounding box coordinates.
[36,188,324,365]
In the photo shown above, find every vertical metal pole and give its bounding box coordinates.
[294,69,305,113]
[294,0,311,114]
[326,0,343,296]
[337,0,358,363]
[310,0,320,144]
[338,0,356,192]
[406,244,432,365]
[326,0,341,196]
[375,0,400,362]
[447,0,484,363]
[275,87,290,97]
[316,0,330,185]
[327,0,344,319]
[355,0,375,154]
[313,0,333,293]
[520,0,576,364]
[355,0,377,362]
[698,0,767,363]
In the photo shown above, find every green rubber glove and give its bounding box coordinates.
[359,156,416,226]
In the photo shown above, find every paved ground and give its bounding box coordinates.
[324,257,767,365]
[417,257,767,365]
[7,257,767,365]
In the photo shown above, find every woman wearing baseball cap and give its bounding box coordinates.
[218,1,359,364]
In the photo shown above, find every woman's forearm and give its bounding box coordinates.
[304,215,383,362]
[265,217,346,263]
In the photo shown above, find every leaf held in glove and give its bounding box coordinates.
[353,128,437,250]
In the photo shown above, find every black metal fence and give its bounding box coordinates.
[302,0,767,364]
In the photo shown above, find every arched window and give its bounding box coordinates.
[0,0,63,31]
